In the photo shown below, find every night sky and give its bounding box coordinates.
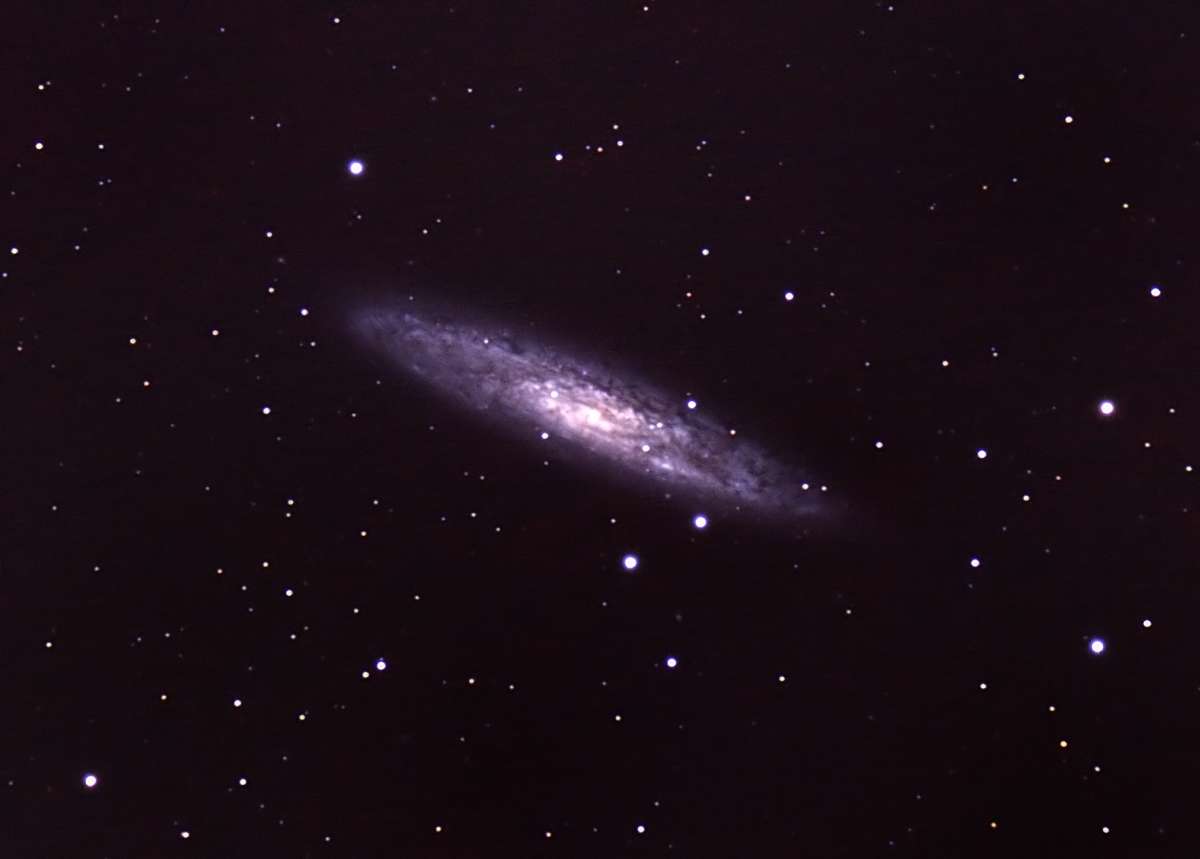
[8,3,1200,856]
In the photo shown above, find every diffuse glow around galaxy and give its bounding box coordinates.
[349,295,831,521]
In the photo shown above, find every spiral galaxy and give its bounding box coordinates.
[350,298,827,520]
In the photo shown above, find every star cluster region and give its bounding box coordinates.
[7,2,1200,856]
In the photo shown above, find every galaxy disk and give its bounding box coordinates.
[350,299,827,519]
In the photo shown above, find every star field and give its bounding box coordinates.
[7,2,1200,856]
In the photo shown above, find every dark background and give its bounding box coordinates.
[6,2,1200,855]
